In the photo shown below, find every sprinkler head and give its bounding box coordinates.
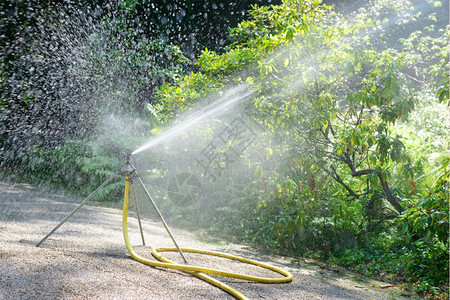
[122,149,132,164]
[121,149,135,174]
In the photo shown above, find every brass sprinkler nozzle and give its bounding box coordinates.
[122,149,132,165]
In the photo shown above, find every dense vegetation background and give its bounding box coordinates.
[1,0,448,298]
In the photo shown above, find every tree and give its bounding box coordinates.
[246,2,447,245]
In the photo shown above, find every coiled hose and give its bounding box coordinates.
[122,175,293,300]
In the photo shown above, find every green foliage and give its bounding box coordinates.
[436,74,449,105]
[196,47,261,74]
[402,163,449,245]
[332,225,449,298]
[2,140,90,188]
[0,139,124,201]
[154,72,224,121]
[228,0,332,47]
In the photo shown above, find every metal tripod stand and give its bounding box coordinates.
[36,149,188,264]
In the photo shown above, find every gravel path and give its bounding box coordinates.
[0,181,419,299]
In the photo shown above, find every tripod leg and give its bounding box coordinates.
[135,172,188,264]
[131,182,146,246]
[36,165,124,247]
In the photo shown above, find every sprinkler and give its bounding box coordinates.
[37,149,293,300]
[122,148,132,164]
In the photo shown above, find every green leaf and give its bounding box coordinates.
[285,26,295,41]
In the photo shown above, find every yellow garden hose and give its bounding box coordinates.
[122,175,293,300]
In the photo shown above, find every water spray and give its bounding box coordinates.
[37,146,293,299]
[132,84,256,155]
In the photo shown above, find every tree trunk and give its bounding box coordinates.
[376,171,404,213]
[338,154,404,214]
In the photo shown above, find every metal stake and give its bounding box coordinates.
[36,165,125,247]
[134,170,188,264]
[132,182,146,246]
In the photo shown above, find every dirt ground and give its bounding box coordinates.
[0,180,420,299]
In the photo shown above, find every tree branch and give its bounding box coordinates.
[339,153,403,213]
[341,153,375,177]
[352,168,376,176]
[375,170,404,213]
[328,165,360,199]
